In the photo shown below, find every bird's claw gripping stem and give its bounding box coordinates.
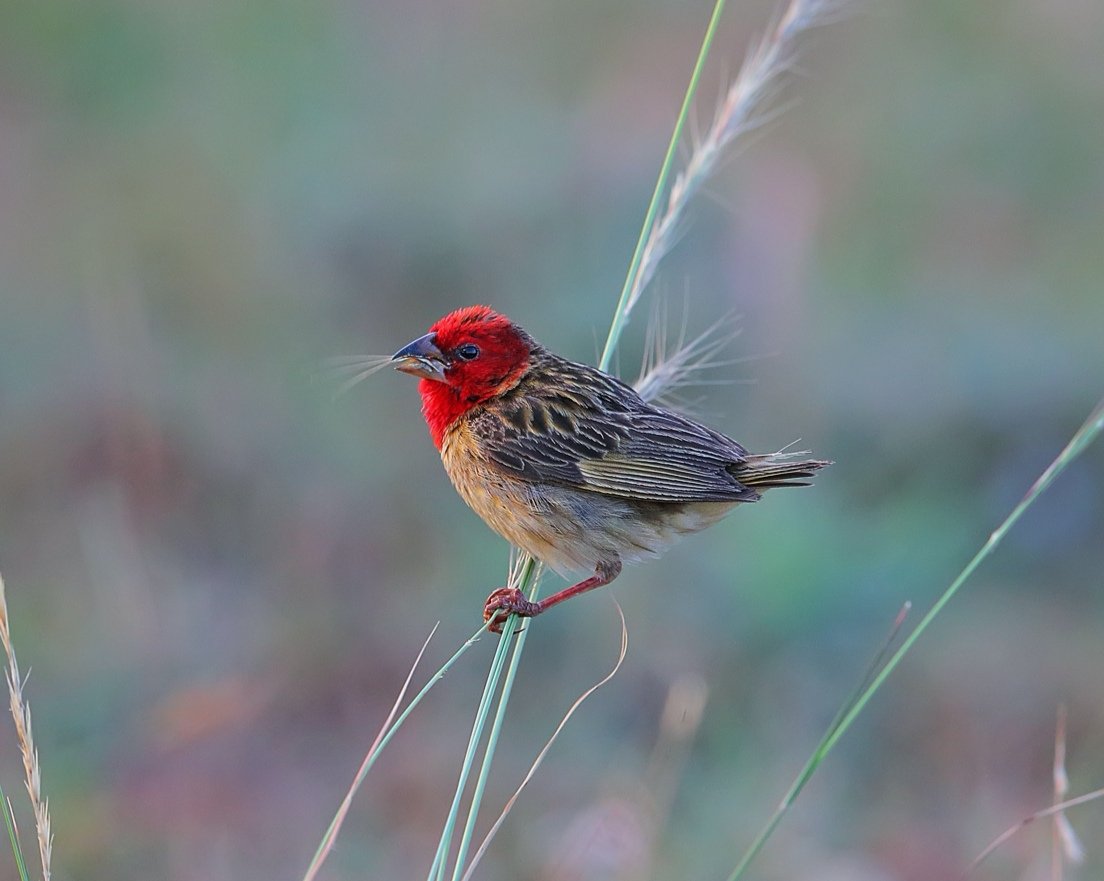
[483,587,541,634]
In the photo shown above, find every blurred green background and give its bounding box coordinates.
[1,0,1102,878]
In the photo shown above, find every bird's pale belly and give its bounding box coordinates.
[441,421,738,576]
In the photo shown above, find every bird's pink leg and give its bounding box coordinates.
[483,559,622,634]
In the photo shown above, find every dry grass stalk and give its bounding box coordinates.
[967,787,1103,877]
[1051,705,1084,879]
[457,603,629,881]
[621,0,845,323]
[0,574,53,881]
[302,622,441,881]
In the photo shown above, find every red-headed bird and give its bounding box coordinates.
[392,306,829,631]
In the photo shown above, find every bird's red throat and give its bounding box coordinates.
[419,380,477,449]
[414,306,532,449]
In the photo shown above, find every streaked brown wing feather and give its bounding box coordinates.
[468,349,758,503]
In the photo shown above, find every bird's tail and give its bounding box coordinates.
[734,452,832,490]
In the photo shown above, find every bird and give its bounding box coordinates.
[391,305,829,632]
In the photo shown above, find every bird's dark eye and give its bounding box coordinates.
[456,343,480,361]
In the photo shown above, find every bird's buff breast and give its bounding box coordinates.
[439,419,737,576]
[439,420,572,569]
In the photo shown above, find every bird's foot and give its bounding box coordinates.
[483,587,542,634]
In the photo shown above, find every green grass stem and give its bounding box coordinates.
[727,395,1104,880]
[428,627,516,881]
[598,0,728,372]
[458,604,629,881]
[446,563,536,878]
[0,788,30,881]
[303,621,488,881]
[450,565,539,880]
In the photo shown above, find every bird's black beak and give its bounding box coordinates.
[392,332,449,382]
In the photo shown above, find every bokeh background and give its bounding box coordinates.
[1,0,1103,878]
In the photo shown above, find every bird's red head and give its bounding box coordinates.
[392,306,532,448]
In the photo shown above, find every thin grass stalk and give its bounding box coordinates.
[727,396,1104,881]
[1051,703,1084,875]
[304,558,531,881]
[458,604,628,881]
[449,566,541,881]
[967,786,1104,877]
[599,0,728,371]
[1052,705,1067,881]
[0,575,52,881]
[443,558,538,881]
[448,634,527,881]
[428,555,541,880]
[1,789,31,881]
[304,622,438,881]
[302,621,488,881]
[427,630,516,881]
[430,556,538,880]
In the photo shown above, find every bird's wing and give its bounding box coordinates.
[468,357,758,503]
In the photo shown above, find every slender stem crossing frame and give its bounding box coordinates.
[727,397,1104,880]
